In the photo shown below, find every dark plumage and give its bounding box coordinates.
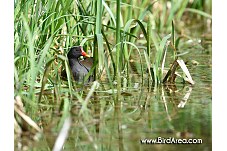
[61,46,93,82]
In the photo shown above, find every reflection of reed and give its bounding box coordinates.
[158,85,193,124]
[80,121,98,150]
[178,86,193,108]
[114,101,124,151]
[162,87,172,121]
[53,116,72,151]
[93,92,100,135]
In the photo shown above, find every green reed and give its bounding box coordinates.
[14,0,211,113]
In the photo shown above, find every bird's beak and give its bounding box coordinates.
[81,47,90,58]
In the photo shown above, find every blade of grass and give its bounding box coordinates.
[22,15,36,99]
[116,0,121,101]
[94,0,103,80]
[177,59,195,85]
[79,81,99,115]
[185,8,212,19]
[38,57,55,102]
[103,0,116,26]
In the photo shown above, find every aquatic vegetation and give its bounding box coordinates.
[14,0,212,150]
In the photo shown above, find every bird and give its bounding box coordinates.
[61,46,94,83]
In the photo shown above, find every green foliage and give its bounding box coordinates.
[14,0,211,117]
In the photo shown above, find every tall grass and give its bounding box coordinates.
[116,0,122,101]
[14,0,212,101]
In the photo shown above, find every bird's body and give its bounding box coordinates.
[68,57,93,82]
[61,46,93,83]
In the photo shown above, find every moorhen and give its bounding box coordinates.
[62,46,94,82]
